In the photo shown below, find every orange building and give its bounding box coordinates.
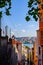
[37,25,43,65]
[36,0,43,65]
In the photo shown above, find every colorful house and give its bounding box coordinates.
[37,30,42,65]
[12,39,22,62]
[22,45,30,60]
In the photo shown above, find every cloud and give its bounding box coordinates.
[28,24,35,28]
[11,31,14,35]
[31,24,35,27]
[15,24,21,27]
[21,29,26,33]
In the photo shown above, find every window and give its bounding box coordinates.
[42,53,43,65]
[41,45,43,47]
[41,31,43,40]
[39,47,41,55]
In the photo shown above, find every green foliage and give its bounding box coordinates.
[26,0,43,21]
[6,9,11,15]
[0,0,11,17]
[0,12,2,18]
[25,16,30,21]
[25,46,29,49]
[28,0,34,7]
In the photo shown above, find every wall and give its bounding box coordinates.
[33,42,38,65]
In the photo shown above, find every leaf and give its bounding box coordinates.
[36,0,41,4]
[8,0,11,2]
[28,0,34,7]
[6,9,11,15]
[0,0,11,17]
[28,2,32,7]
[9,1,11,6]
[0,2,5,8]
[0,11,2,18]
[25,16,30,21]
[33,15,38,21]
[28,7,34,15]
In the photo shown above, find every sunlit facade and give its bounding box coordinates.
[12,39,22,62]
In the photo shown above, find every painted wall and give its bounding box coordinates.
[12,39,22,62]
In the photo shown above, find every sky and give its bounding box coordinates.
[2,0,39,37]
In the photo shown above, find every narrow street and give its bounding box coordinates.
[0,0,43,65]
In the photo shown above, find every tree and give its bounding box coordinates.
[25,46,29,49]
[25,0,43,21]
[0,0,11,37]
[0,1,12,65]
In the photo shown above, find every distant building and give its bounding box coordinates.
[22,45,27,59]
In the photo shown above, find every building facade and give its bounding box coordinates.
[36,0,43,65]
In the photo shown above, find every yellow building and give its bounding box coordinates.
[22,45,30,60]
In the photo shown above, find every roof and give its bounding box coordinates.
[12,39,22,44]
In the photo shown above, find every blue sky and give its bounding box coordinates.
[2,0,39,37]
